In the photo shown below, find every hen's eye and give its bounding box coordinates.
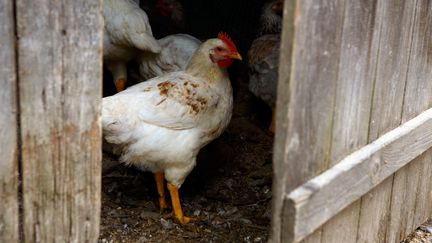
[216,47,223,51]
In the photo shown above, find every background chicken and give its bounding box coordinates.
[102,33,242,224]
[248,0,283,133]
[259,0,283,35]
[103,0,161,92]
[140,0,186,38]
[136,34,201,80]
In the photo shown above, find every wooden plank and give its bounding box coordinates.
[321,0,378,242]
[15,0,103,242]
[271,0,298,241]
[273,0,345,242]
[357,0,416,242]
[404,0,432,231]
[387,0,432,241]
[0,0,19,242]
[284,108,432,242]
[412,153,432,226]
[300,229,321,243]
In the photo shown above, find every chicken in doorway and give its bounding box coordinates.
[102,33,242,224]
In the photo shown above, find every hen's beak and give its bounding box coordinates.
[228,52,242,61]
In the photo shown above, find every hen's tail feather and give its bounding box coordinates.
[130,32,162,53]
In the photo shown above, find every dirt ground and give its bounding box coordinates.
[403,219,432,243]
[99,73,274,243]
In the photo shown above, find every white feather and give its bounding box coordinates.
[137,34,202,80]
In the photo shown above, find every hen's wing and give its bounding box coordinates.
[102,72,219,142]
[138,34,201,80]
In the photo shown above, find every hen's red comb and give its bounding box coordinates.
[218,32,238,52]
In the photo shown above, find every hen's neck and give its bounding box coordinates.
[185,49,228,85]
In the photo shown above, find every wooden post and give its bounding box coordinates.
[15,0,103,242]
[0,0,19,242]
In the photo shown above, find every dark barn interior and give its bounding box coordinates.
[100,0,278,242]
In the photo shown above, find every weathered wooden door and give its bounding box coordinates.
[272,0,432,242]
[0,0,103,242]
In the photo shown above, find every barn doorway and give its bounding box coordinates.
[100,0,280,241]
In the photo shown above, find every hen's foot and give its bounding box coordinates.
[153,172,169,213]
[167,182,196,224]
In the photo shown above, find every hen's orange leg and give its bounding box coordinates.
[167,183,194,224]
[154,172,168,213]
[269,106,276,134]
[115,78,126,92]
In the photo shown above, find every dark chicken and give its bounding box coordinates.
[248,0,283,133]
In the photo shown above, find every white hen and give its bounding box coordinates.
[103,0,161,92]
[102,33,242,224]
[136,34,201,80]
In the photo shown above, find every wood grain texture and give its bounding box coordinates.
[273,0,430,242]
[300,229,321,243]
[403,1,432,231]
[15,0,103,242]
[321,1,378,242]
[270,0,297,241]
[357,0,417,242]
[286,108,432,242]
[387,0,432,241]
[0,0,19,242]
[276,0,346,242]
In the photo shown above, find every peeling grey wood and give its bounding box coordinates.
[271,0,298,241]
[387,0,432,241]
[285,108,432,242]
[0,0,19,242]
[273,0,430,242]
[273,0,346,242]
[357,1,417,242]
[321,0,378,242]
[16,0,103,242]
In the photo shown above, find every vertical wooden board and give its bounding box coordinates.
[412,152,432,226]
[387,153,427,242]
[328,0,377,165]
[0,0,19,242]
[404,0,432,233]
[321,1,378,241]
[321,203,361,242]
[271,0,297,241]
[357,0,416,242]
[277,0,345,241]
[61,1,103,241]
[387,0,432,241]
[16,0,103,242]
[282,0,345,192]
